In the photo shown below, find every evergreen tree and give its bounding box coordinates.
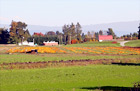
[95,32,99,40]
[77,34,82,42]
[99,30,103,35]
[107,28,116,39]
[132,33,138,37]
[76,22,82,39]
[62,24,68,44]
[81,33,85,40]
[70,23,76,39]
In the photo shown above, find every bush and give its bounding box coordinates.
[132,37,138,40]
[112,41,117,44]
[84,38,90,42]
[124,37,138,40]
[71,39,77,44]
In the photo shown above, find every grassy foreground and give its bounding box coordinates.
[0,54,140,64]
[125,40,140,47]
[0,65,140,91]
[0,41,140,91]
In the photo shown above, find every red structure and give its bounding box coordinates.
[33,32,44,36]
[99,35,113,41]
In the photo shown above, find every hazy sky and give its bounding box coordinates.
[0,0,140,26]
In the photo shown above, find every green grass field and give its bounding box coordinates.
[0,65,140,91]
[125,40,140,47]
[0,41,140,91]
[0,54,140,64]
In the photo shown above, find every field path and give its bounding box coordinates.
[120,41,129,46]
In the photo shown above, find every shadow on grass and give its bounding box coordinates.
[112,63,140,66]
[81,86,140,91]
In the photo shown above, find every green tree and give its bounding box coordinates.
[58,33,63,44]
[70,23,76,39]
[77,34,82,42]
[46,31,56,37]
[99,30,103,35]
[107,28,116,39]
[132,32,138,37]
[62,23,75,44]
[87,31,92,38]
[56,31,60,35]
[0,28,9,44]
[9,20,30,44]
[95,32,99,40]
[76,22,82,38]
[76,22,82,42]
[62,22,82,44]
[81,33,85,40]
[62,24,68,44]
[55,31,63,44]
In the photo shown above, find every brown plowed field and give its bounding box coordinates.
[1,58,140,70]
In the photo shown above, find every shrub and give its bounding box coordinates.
[84,38,90,42]
[71,39,77,44]
[112,41,117,44]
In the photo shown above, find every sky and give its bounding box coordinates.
[0,0,140,26]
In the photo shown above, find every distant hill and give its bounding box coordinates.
[0,20,139,37]
[82,20,140,37]
[0,24,62,35]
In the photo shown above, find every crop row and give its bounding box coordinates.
[63,47,140,55]
[7,47,140,55]
[7,47,66,53]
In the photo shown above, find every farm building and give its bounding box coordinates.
[18,41,35,46]
[43,41,58,46]
[33,32,44,36]
[98,35,113,42]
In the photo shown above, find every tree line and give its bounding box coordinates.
[62,22,82,44]
[1,20,139,44]
[0,21,117,44]
[0,20,30,44]
[28,22,83,45]
[121,32,139,40]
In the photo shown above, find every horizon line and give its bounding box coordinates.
[1,20,140,27]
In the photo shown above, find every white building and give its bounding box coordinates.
[18,40,35,46]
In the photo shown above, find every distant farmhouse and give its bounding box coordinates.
[43,41,58,46]
[18,41,35,46]
[98,35,113,42]
[33,32,44,36]
[97,29,114,42]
